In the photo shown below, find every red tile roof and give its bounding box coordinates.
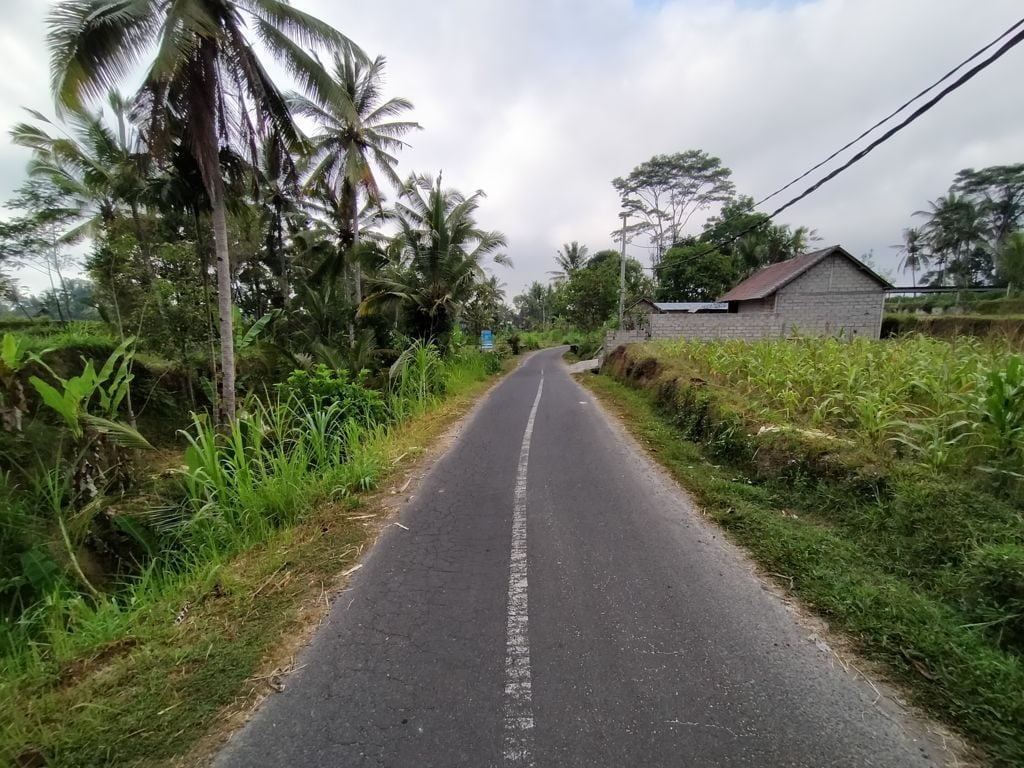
[718,245,889,302]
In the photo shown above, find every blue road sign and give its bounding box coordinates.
[481,329,494,350]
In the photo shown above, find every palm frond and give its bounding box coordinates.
[48,0,161,112]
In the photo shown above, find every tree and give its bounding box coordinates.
[613,150,734,264]
[361,174,508,341]
[554,252,646,331]
[11,93,150,257]
[700,195,767,251]
[915,192,990,286]
[0,179,80,323]
[254,137,302,309]
[550,241,588,281]
[997,231,1024,289]
[892,227,927,287]
[952,164,1024,252]
[513,281,553,330]
[656,244,738,301]
[48,0,352,420]
[699,194,818,276]
[291,48,419,302]
[464,275,508,337]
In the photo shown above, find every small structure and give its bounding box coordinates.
[718,245,889,334]
[607,245,890,347]
[630,299,728,314]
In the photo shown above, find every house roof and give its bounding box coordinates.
[718,245,890,302]
[627,298,728,313]
[653,302,728,313]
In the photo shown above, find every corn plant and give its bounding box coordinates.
[974,355,1024,469]
[650,335,1022,476]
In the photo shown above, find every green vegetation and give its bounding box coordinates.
[510,154,824,324]
[590,337,1024,765]
[884,313,1024,344]
[885,291,1023,316]
[894,164,1024,288]
[0,361,504,767]
[0,3,523,761]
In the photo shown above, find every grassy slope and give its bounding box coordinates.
[578,372,1023,767]
[2,368,506,768]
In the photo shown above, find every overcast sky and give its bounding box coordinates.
[1,0,1022,296]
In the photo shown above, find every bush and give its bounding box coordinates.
[962,543,1024,648]
[280,365,386,426]
[883,313,1024,343]
[483,351,503,375]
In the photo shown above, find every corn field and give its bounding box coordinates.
[653,335,1024,476]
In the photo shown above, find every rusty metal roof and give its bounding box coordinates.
[718,245,889,302]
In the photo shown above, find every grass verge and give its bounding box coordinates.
[578,371,1023,767]
[1,364,508,768]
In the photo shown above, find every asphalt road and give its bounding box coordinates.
[216,347,943,768]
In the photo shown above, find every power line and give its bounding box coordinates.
[755,16,1024,207]
[649,16,1024,274]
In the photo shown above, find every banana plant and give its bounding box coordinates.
[29,337,146,444]
[0,332,48,433]
[26,340,153,593]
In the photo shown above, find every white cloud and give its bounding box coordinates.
[1,0,1022,294]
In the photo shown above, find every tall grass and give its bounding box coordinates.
[0,339,502,680]
[654,335,1024,477]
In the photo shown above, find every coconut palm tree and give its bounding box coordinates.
[10,93,147,247]
[916,193,990,286]
[291,49,419,303]
[361,173,509,340]
[253,136,305,309]
[47,0,353,420]
[892,227,928,288]
[550,241,589,281]
[463,274,507,337]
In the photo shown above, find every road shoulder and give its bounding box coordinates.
[574,368,978,768]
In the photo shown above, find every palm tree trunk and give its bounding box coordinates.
[211,176,237,422]
[352,193,362,306]
[129,201,157,284]
[276,212,289,308]
[194,210,220,423]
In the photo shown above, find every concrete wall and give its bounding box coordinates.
[737,296,775,313]
[604,255,885,349]
[774,254,884,339]
[649,312,786,340]
[605,329,649,347]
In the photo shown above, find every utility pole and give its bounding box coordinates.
[618,212,628,329]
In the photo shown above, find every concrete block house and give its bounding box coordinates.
[607,245,889,347]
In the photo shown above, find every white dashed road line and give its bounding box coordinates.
[502,372,544,766]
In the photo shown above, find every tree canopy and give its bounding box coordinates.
[613,150,734,264]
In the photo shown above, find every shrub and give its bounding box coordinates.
[483,351,503,375]
[962,543,1024,649]
[280,365,386,426]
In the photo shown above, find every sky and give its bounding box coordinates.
[0,0,1022,296]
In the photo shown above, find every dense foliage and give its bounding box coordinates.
[897,164,1024,287]
[0,0,516,713]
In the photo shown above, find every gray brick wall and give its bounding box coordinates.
[775,255,884,339]
[605,329,649,348]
